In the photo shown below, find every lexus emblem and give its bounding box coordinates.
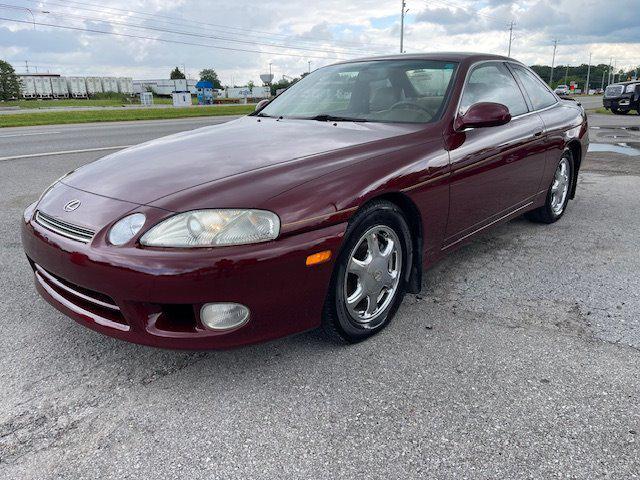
[63,199,81,212]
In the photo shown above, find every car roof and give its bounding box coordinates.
[331,52,518,66]
[611,80,639,85]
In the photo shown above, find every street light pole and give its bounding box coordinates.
[564,64,569,86]
[507,20,514,57]
[400,0,406,53]
[585,52,592,94]
[549,40,558,85]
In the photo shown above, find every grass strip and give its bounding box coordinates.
[0,105,254,128]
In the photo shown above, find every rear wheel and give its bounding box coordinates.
[612,108,628,115]
[322,201,411,343]
[526,151,573,224]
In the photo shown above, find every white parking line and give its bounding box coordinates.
[0,145,133,162]
[0,131,62,138]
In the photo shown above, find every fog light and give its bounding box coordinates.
[200,303,249,331]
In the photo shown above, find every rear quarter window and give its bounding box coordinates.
[511,65,558,111]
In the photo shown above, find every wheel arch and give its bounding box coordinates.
[566,140,582,199]
[353,192,423,294]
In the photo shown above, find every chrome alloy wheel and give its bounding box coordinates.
[343,225,402,327]
[550,158,570,215]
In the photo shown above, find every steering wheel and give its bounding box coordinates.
[389,100,434,117]
[390,100,429,112]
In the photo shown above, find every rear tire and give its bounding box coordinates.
[322,200,412,344]
[526,150,574,224]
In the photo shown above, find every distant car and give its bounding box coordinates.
[22,52,588,350]
[554,85,569,95]
[603,81,640,115]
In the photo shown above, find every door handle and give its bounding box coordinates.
[534,131,544,137]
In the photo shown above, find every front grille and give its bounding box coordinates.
[34,210,95,243]
[605,85,623,97]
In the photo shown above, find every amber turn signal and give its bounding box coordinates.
[306,250,332,266]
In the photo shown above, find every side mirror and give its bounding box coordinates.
[454,102,511,131]
[255,99,270,111]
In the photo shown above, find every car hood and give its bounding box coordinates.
[62,116,423,207]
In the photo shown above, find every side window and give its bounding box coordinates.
[511,65,557,110]
[460,63,528,116]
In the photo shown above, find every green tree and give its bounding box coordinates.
[170,67,186,80]
[199,68,222,89]
[247,80,255,93]
[0,60,20,101]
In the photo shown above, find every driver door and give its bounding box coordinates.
[444,62,546,246]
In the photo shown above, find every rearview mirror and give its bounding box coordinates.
[255,99,270,111]
[454,102,511,130]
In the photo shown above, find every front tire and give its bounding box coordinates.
[322,201,411,343]
[612,108,628,115]
[526,151,574,224]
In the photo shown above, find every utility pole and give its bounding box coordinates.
[600,68,606,91]
[585,52,592,94]
[549,40,558,85]
[400,0,407,53]
[564,64,569,86]
[507,20,515,57]
[607,57,612,85]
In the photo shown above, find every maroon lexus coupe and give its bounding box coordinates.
[21,53,588,349]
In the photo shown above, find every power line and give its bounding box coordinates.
[13,0,397,51]
[0,16,351,60]
[21,7,378,57]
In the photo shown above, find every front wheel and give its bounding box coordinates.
[612,108,628,115]
[526,151,573,224]
[322,201,411,343]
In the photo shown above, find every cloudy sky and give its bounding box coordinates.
[1,0,638,85]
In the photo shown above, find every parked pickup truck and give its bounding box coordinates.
[603,81,640,115]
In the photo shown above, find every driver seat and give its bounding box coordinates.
[370,86,400,112]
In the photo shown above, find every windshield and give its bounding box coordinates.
[259,60,458,124]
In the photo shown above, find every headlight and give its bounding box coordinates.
[108,213,146,246]
[626,84,637,93]
[140,209,280,247]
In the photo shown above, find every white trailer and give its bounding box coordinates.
[34,77,53,99]
[117,77,134,95]
[133,79,190,96]
[65,77,88,98]
[85,77,103,95]
[101,77,119,93]
[50,77,69,99]
[19,76,37,99]
[225,86,270,99]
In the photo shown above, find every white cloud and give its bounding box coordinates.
[0,0,638,85]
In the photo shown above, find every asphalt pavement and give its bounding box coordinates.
[1,112,639,479]
[0,116,241,160]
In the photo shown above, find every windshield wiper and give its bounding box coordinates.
[307,114,368,122]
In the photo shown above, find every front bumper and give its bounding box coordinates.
[22,203,347,349]
[603,96,633,110]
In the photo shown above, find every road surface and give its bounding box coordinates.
[1,112,639,479]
